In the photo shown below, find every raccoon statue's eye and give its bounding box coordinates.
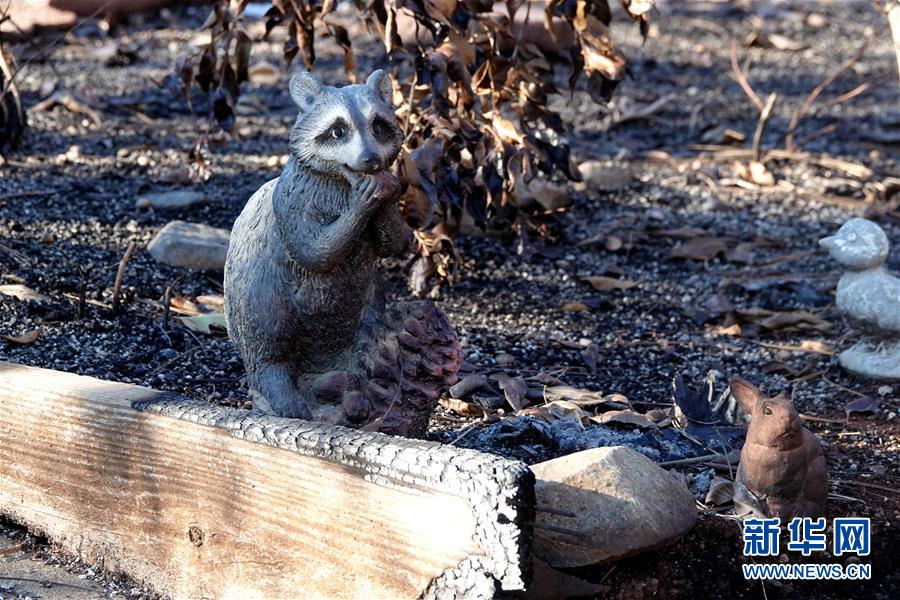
[330,126,347,140]
[372,121,383,137]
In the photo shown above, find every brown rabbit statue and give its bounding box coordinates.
[730,377,827,520]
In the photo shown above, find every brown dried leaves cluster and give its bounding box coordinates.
[167,0,652,284]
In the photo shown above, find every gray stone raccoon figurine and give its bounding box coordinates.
[729,377,827,520]
[224,70,461,437]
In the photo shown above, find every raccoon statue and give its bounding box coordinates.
[224,70,461,437]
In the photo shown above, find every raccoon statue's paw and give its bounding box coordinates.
[347,170,401,207]
[371,171,401,203]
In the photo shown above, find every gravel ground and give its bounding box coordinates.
[1,1,898,598]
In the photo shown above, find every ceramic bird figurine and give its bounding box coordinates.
[820,218,900,380]
[730,378,827,520]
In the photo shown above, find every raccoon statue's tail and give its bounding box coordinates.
[308,300,461,437]
[0,44,25,151]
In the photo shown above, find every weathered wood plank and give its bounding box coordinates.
[0,362,533,599]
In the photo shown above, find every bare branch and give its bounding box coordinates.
[730,41,764,111]
[752,92,778,161]
[785,34,873,151]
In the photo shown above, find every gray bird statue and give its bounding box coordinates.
[820,218,900,380]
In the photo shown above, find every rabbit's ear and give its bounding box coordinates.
[730,377,761,415]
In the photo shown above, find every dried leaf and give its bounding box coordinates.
[582,276,640,292]
[544,386,622,407]
[712,323,742,336]
[561,301,590,313]
[438,396,485,417]
[581,342,600,373]
[492,372,528,412]
[705,476,735,505]
[757,310,831,332]
[492,115,525,145]
[843,396,879,418]
[196,294,225,312]
[169,296,201,315]
[591,409,656,428]
[177,312,228,334]
[0,284,51,303]
[2,326,41,345]
[546,400,590,425]
[449,373,488,399]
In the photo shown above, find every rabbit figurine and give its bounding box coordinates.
[729,377,827,520]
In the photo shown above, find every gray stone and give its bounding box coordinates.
[839,342,900,380]
[578,161,633,192]
[147,221,230,271]
[136,189,206,210]
[530,446,697,567]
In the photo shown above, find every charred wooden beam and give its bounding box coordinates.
[0,362,533,599]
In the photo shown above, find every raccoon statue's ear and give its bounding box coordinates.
[290,71,324,112]
[366,70,393,106]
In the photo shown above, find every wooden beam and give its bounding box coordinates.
[0,362,533,599]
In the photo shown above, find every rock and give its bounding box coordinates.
[147,221,230,271]
[577,161,633,192]
[514,177,570,211]
[839,342,900,381]
[136,189,206,210]
[530,446,697,567]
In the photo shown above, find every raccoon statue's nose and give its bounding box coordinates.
[360,153,383,174]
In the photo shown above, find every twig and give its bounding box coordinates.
[794,123,838,148]
[822,375,868,397]
[658,449,740,469]
[785,35,873,151]
[730,42,763,111]
[510,0,533,61]
[0,242,31,266]
[834,479,900,496]
[403,71,418,141]
[751,92,777,161]
[150,345,201,377]
[817,82,870,112]
[0,188,55,202]
[75,264,93,319]
[447,421,481,445]
[111,241,137,315]
[688,145,873,179]
[799,413,845,424]
[0,541,25,555]
[162,275,184,328]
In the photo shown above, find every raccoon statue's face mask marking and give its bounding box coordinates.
[288,70,404,179]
